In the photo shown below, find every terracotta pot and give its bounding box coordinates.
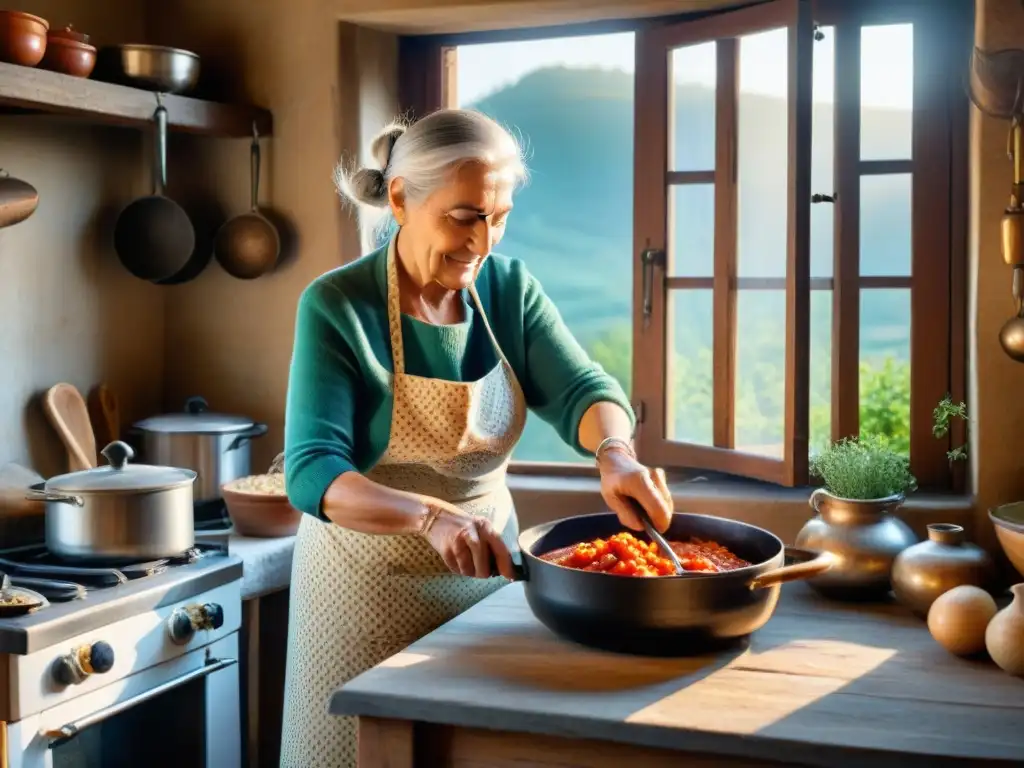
[891,523,997,617]
[795,488,918,601]
[222,479,300,538]
[0,11,48,67]
[986,583,1024,676]
[48,24,88,44]
[40,35,96,78]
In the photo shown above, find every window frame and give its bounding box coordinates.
[396,0,971,493]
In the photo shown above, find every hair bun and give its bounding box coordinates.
[346,167,388,207]
[370,122,406,169]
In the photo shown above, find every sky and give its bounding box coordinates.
[456,24,913,110]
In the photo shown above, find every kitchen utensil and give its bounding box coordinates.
[113,103,195,282]
[0,462,45,516]
[0,571,45,618]
[25,440,196,561]
[794,489,917,601]
[222,474,301,538]
[40,26,95,78]
[891,523,998,617]
[95,44,200,94]
[0,10,48,67]
[132,396,268,503]
[505,511,833,656]
[629,499,684,575]
[927,585,998,657]
[988,502,1024,577]
[43,382,96,472]
[87,383,120,447]
[0,169,39,228]
[986,583,1024,676]
[214,125,281,280]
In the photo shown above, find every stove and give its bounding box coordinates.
[0,537,243,768]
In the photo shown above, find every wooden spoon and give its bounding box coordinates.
[87,383,120,447]
[43,383,96,471]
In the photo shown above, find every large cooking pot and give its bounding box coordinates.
[508,512,833,656]
[25,440,196,562]
[131,396,268,503]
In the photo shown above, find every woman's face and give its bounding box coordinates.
[389,161,514,292]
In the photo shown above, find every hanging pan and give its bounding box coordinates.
[113,102,195,282]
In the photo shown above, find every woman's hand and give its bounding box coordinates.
[421,502,516,580]
[598,450,673,533]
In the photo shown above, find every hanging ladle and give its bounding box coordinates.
[1001,268,1024,361]
[1001,116,1024,361]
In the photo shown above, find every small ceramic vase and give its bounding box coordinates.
[891,523,997,617]
[986,583,1024,676]
[795,489,918,601]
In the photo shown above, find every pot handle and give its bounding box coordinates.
[747,547,834,591]
[490,552,528,582]
[227,422,269,451]
[24,489,85,507]
[808,487,828,513]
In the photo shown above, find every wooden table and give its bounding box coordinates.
[331,582,1024,768]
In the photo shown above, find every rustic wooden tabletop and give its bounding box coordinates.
[332,581,1024,767]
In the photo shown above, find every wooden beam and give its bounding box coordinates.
[0,62,272,137]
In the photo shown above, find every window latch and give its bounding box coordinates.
[640,248,665,327]
[811,193,837,204]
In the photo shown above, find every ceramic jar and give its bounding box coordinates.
[986,583,1024,676]
[891,524,997,616]
[795,489,918,601]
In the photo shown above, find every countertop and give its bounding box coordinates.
[331,581,1024,768]
[197,528,295,599]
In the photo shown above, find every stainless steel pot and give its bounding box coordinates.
[132,396,268,503]
[26,441,197,561]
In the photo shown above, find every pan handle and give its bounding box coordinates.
[747,547,834,591]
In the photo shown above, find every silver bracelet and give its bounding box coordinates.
[595,436,636,464]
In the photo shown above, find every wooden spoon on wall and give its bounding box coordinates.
[43,383,96,472]
[87,383,120,448]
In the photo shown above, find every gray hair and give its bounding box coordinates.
[335,109,528,218]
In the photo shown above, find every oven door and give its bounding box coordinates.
[9,635,240,768]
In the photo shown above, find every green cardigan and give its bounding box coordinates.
[284,241,633,517]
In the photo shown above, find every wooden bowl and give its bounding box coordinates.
[222,475,302,538]
[41,36,95,78]
[0,11,48,67]
[989,502,1024,577]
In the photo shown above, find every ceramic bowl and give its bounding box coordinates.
[0,10,49,67]
[988,502,1024,577]
[222,476,301,538]
[40,35,96,78]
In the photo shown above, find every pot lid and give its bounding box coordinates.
[45,441,196,493]
[133,396,256,434]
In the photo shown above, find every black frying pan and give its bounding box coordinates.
[113,104,195,282]
[507,512,833,656]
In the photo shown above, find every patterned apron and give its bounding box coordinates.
[279,238,527,767]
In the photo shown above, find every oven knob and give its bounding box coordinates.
[51,641,115,686]
[166,602,225,645]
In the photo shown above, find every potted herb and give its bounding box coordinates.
[796,434,919,600]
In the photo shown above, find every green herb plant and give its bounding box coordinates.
[809,434,917,501]
[933,394,969,464]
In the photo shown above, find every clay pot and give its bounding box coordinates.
[40,33,96,78]
[891,523,997,617]
[986,583,1024,676]
[48,24,88,44]
[0,11,48,67]
[795,489,918,601]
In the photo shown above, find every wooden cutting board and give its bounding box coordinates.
[0,462,44,516]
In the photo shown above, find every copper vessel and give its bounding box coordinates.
[891,524,997,617]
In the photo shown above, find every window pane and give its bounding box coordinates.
[812,26,835,278]
[861,174,912,276]
[455,33,636,462]
[669,183,714,276]
[670,42,716,172]
[667,290,713,445]
[737,27,788,278]
[859,289,911,455]
[735,289,784,457]
[810,290,833,454]
[861,24,913,161]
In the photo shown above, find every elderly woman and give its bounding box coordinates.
[279,108,672,767]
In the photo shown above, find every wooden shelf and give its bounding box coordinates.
[0,61,272,137]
